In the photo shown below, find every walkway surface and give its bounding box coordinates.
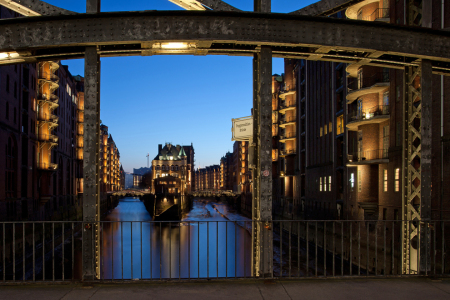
[1,278,450,300]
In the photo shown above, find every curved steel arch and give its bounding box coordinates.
[0,11,450,73]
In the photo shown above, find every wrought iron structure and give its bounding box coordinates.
[0,0,449,279]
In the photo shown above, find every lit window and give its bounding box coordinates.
[358,170,362,193]
[324,125,327,135]
[329,122,332,133]
[324,177,327,192]
[384,169,388,192]
[328,176,331,192]
[395,168,400,192]
[320,127,323,137]
[319,177,322,192]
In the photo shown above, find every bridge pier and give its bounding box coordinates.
[251,0,273,278]
[82,0,101,281]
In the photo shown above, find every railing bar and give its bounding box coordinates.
[23,223,25,281]
[33,223,36,282]
[413,221,415,275]
[234,221,237,279]
[349,222,352,276]
[391,221,394,275]
[62,223,65,281]
[383,222,386,277]
[111,222,114,280]
[315,221,317,277]
[217,221,219,279]
[13,223,15,282]
[433,221,436,276]
[188,221,190,280]
[358,222,361,276]
[225,221,228,278]
[367,222,369,276]
[141,222,143,280]
[442,221,444,275]
[198,221,200,279]
[52,223,55,281]
[121,222,124,280]
[280,221,283,277]
[131,222,134,279]
[169,222,172,280]
[425,221,428,276]
[159,222,162,280]
[91,223,94,281]
[100,222,103,280]
[3,223,5,282]
[207,222,209,279]
[298,222,300,277]
[306,221,309,277]
[179,222,181,280]
[42,223,45,281]
[341,222,343,277]
[244,221,246,278]
[332,222,335,277]
[324,221,326,278]
[289,222,291,278]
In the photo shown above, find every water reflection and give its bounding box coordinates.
[100,197,251,279]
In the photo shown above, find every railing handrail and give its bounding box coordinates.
[362,7,390,21]
[281,131,296,139]
[348,104,390,121]
[348,71,390,91]
[280,116,296,123]
[348,148,389,161]
[280,100,296,109]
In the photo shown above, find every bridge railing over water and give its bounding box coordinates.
[0,220,448,282]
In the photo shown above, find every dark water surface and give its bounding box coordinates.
[100,197,252,279]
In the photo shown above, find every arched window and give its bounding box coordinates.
[5,102,9,120]
[5,136,16,198]
[162,165,165,171]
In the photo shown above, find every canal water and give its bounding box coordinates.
[100,197,252,279]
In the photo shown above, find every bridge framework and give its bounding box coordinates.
[1,0,449,279]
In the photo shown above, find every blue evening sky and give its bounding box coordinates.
[44,0,317,172]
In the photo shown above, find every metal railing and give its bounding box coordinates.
[38,72,59,82]
[0,220,448,282]
[37,133,59,143]
[348,72,390,92]
[348,105,390,123]
[279,116,296,125]
[280,149,296,156]
[280,132,296,140]
[279,101,296,110]
[37,163,58,170]
[361,8,390,22]
[280,85,295,94]
[348,149,389,162]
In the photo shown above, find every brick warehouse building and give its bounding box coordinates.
[0,5,124,221]
[272,0,450,222]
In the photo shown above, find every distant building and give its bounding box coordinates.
[151,143,194,194]
[124,172,133,189]
[132,167,152,189]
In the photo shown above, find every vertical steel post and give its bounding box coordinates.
[82,43,101,280]
[252,0,272,277]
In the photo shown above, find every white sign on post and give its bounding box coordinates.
[231,116,253,141]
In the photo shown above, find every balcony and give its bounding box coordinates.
[37,94,59,109]
[280,149,297,157]
[347,72,390,103]
[279,85,296,100]
[38,133,59,143]
[38,162,58,171]
[279,116,296,128]
[279,100,296,114]
[347,149,389,165]
[280,132,297,143]
[347,105,390,131]
[360,8,389,22]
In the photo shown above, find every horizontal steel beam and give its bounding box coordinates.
[0,11,449,74]
[168,0,240,11]
[291,0,364,16]
[0,0,76,16]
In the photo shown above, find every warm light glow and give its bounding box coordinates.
[0,52,20,60]
[159,42,189,49]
